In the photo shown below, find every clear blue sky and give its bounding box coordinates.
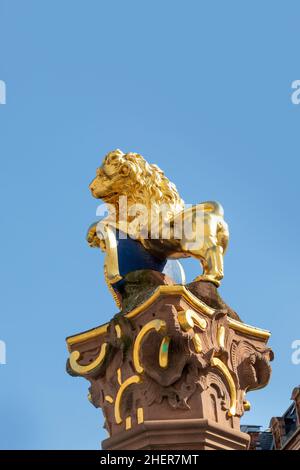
[0,0,299,449]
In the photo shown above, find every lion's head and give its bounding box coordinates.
[89,150,184,229]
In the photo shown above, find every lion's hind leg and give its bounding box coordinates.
[193,245,224,287]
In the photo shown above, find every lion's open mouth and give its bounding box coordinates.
[102,192,119,200]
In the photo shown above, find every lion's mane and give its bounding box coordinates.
[103,149,184,222]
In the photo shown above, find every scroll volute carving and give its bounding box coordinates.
[138,304,208,387]
[232,341,273,391]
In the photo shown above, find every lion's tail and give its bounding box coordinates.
[199,201,229,252]
[196,201,224,216]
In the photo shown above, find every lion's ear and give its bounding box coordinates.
[119,164,131,177]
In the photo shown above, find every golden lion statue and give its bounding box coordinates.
[87,149,229,287]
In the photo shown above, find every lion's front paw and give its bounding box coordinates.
[87,224,97,245]
[87,224,106,250]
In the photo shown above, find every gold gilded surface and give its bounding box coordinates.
[115,324,122,339]
[228,317,271,339]
[159,336,170,368]
[66,323,108,351]
[105,395,114,404]
[133,319,167,374]
[137,407,144,424]
[88,150,229,289]
[178,309,206,353]
[211,356,237,417]
[217,325,226,349]
[125,416,132,430]
[243,400,251,411]
[69,343,107,375]
[193,333,202,353]
[114,375,141,424]
[117,368,122,386]
[177,309,194,331]
[102,225,122,284]
[178,308,207,331]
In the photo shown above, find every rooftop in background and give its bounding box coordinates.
[241,425,261,433]
[243,385,300,450]
[241,425,273,450]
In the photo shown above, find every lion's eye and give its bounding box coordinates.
[102,169,111,179]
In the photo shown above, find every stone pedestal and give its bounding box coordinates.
[66,283,273,451]
[102,419,250,450]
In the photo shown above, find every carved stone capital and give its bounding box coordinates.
[66,284,273,450]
